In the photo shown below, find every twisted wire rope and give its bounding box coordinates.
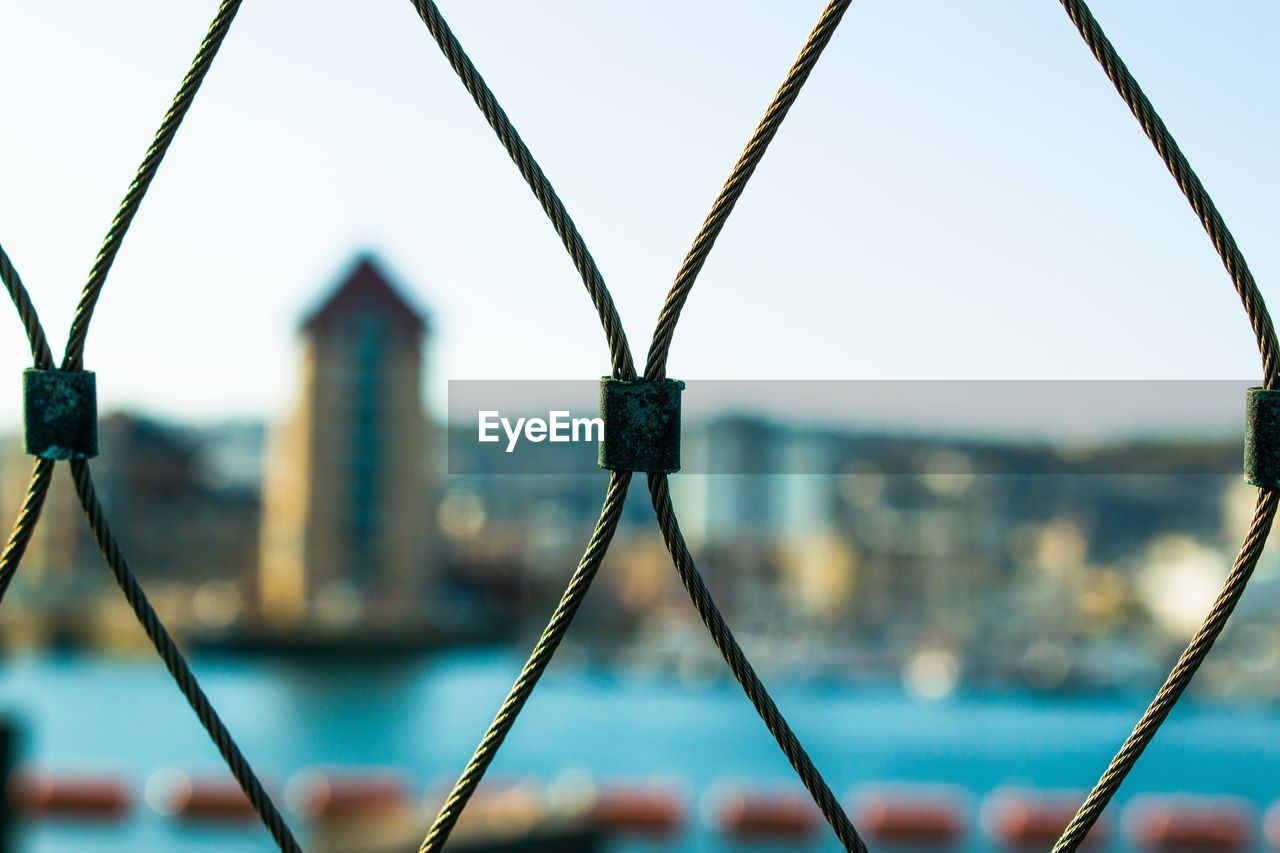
[1,3,300,849]
[0,459,52,602]
[0,243,55,600]
[1054,0,1280,390]
[648,474,867,852]
[405,1,863,850]
[0,244,54,370]
[403,2,644,848]
[644,0,853,381]
[407,0,635,382]
[69,459,300,852]
[420,470,632,852]
[1054,491,1277,851]
[1050,0,1280,847]
[637,1,864,848]
[61,0,244,373]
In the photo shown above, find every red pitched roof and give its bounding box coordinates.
[302,255,428,337]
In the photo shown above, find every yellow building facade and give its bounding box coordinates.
[259,256,433,624]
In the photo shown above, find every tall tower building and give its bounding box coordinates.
[259,255,434,624]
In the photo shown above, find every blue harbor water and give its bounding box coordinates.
[2,650,1279,852]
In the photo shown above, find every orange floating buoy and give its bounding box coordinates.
[166,776,257,822]
[715,790,821,841]
[593,785,685,837]
[857,790,966,846]
[983,789,1105,849]
[287,770,410,820]
[10,771,132,821]
[1127,796,1251,851]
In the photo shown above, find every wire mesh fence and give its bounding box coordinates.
[2,1,1275,851]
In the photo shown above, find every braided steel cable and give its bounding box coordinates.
[639,1,864,848]
[648,474,868,852]
[1050,0,1280,847]
[68,460,301,853]
[403,3,645,848]
[406,0,635,382]
[1053,490,1278,851]
[1,6,301,850]
[0,243,55,600]
[644,0,852,381]
[1054,0,1280,391]
[0,244,54,370]
[420,470,632,853]
[407,3,866,849]
[406,1,865,849]
[0,459,52,603]
[62,0,244,373]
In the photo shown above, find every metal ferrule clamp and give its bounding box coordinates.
[23,368,99,461]
[598,377,684,474]
[1245,387,1280,487]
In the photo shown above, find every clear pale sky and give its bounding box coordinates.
[1,2,1277,429]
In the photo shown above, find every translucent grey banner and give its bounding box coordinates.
[446,380,1256,476]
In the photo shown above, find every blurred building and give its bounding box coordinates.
[0,414,260,642]
[259,255,436,624]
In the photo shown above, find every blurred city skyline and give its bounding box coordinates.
[2,2,1278,433]
[0,252,1265,696]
